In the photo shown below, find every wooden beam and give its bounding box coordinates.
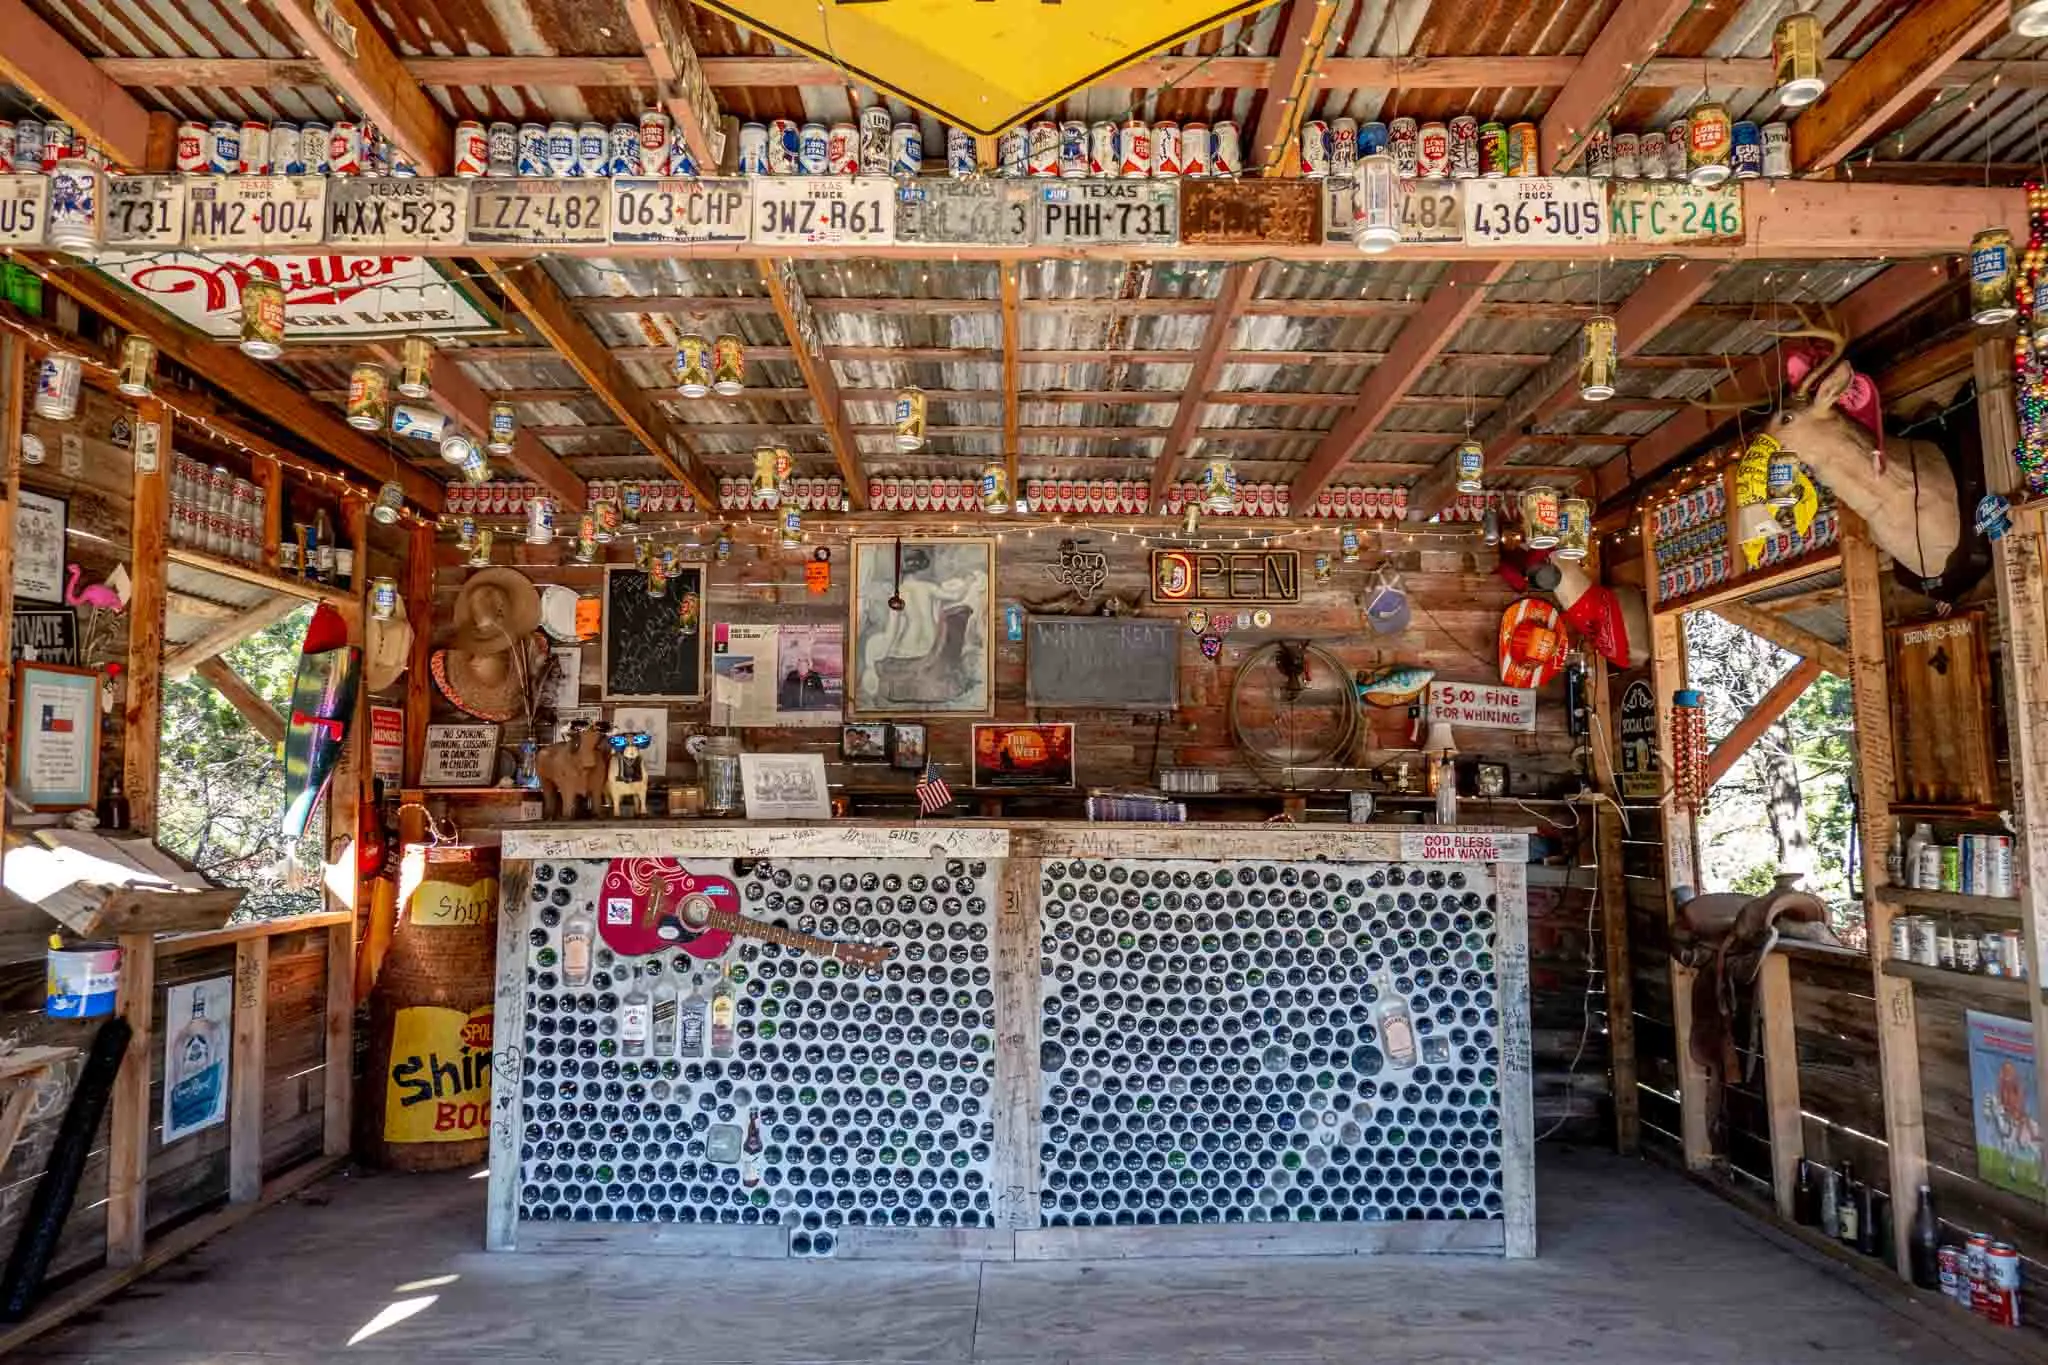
[125,402,169,833]
[1000,264,1020,500]
[1705,602,1851,677]
[105,931,153,1267]
[481,260,716,508]
[0,339,19,857]
[1542,0,1696,174]
[366,343,583,512]
[324,919,354,1157]
[1252,0,1335,177]
[1152,264,1260,505]
[622,0,725,172]
[1756,952,1804,1220]
[402,521,435,788]
[0,0,154,168]
[165,594,306,679]
[1791,0,2006,173]
[1294,261,1510,516]
[194,657,285,746]
[268,0,453,175]
[758,261,866,508]
[1704,658,1823,789]
[1585,543,1638,1157]
[229,938,270,1203]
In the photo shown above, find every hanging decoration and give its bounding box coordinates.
[781,505,804,549]
[752,447,782,507]
[488,399,517,454]
[1971,226,2018,326]
[979,462,1011,514]
[1772,13,1826,107]
[237,277,287,359]
[398,335,434,398]
[526,497,556,545]
[713,334,746,395]
[1519,485,1561,548]
[2015,0,2048,38]
[115,336,155,398]
[441,431,477,467]
[372,480,405,526]
[1555,497,1591,562]
[1672,687,1707,812]
[1201,455,1238,514]
[2012,183,2048,493]
[894,387,927,451]
[346,362,389,431]
[32,353,81,420]
[1579,315,1617,401]
[675,334,711,397]
[1454,437,1485,494]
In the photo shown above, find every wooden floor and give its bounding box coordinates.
[28,1148,2034,1364]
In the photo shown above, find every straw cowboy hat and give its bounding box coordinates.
[432,633,548,723]
[451,566,542,655]
[431,567,546,721]
[364,595,414,694]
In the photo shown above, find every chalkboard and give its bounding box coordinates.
[1025,616,1179,710]
[601,564,707,701]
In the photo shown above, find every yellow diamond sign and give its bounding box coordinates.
[690,0,1284,136]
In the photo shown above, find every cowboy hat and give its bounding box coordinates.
[451,567,542,655]
[364,596,414,693]
[432,633,547,723]
[538,583,582,644]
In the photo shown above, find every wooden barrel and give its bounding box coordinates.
[358,842,499,1170]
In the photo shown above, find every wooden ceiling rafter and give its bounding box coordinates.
[365,343,585,512]
[269,0,452,175]
[1151,264,1262,505]
[1790,0,2008,173]
[0,0,164,170]
[1252,0,1337,178]
[622,0,725,172]
[192,657,286,745]
[165,595,308,679]
[1541,0,1697,174]
[758,262,867,508]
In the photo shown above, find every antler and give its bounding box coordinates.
[1767,302,1847,402]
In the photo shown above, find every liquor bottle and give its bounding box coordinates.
[1909,1184,1941,1288]
[1885,821,1905,888]
[1904,822,1934,889]
[311,508,336,584]
[1836,1161,1859,1246]
[166,984,225,1135]
[98,773,131,832]
[677,972,708,1059]
[620,966,650,1058]
[740,1109,763,1188]
[1374,970,1417,1070]
[561,908,594,988]
[1819,1162,1840,1238]
[710,967,737,1059]
[1864,1185,1887,1261]
[651,975,678,1059]
[1793,1158,1818,1225]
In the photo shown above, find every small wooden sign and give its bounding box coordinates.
[1426,680,1536,732]
[1180,179,1318,246]
[1889,610,1995,808]
[421,723,500,787]
[1149,548,1300,605]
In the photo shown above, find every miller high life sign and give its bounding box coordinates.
[92,252,497,340]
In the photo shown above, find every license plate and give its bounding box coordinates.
[326,177,468,247]
[104,176,186,248]
[751,176,895,246]
[611,177,751,245]
[184,176,327,249]
[1322,181,1464,244]
[1463,176,1606,247]
[1181,179,1317,246]
[467,179,610,246]
[1032,180,1178,246]
[1607,181,1742,245]
[895,179,1032,246]
[0,177,45,246]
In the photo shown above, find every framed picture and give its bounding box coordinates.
[10,661,100,809]
[738,753,832,820]
[889,722,927,771]
[12,489,66,604]
[162,975,232,1144]
[601,564,707,702]
[971,722,1076,789]
[841,723,890,762]
[847,537,995,717]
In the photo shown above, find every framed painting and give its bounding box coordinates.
[847,537,995,718]
[10,661,101,809]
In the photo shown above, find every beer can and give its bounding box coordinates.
[271,122,304,176]
[895,387,927,450]
[116,334,155,397]
[736,121,770,176]
[1299,119,1330,178]
[888,122,922,178]
[1330,118,1359,181]
[1507,121,1539,176]
[1389,117,1418,179]
[1957,932,1982,972]
[609,121,641,176]
[803,122,833,175]
[1119,119,1151,178]
[635,113,672,177]
[1909,915,1940,966]
[669,126,697,177]
[828,123,859,175]
[39,120,71,172]
[1085,122,1118,177]
[1730,120,1763,179]
[171,121,205,174]
[1664,117,1689,178]
[545,121,577,176]
[859,106,890,175]
[1987,833,2015,897]
[1941,844,1962,893]
[1181,122,1210,177]
[768,118,801,175]
[1585,121,1614,178]
[238,276,286,360]
[1888,915,1912,961]
[1939,1246,1964,1302]
[674,335,711,397]
[1987,1242,2022,1326]
[1984,931,2008,976]
[329,121,363,176]
[998,126,1028,177]
[1687,103,1732,185]
[517,123,549,176]
[371,576,401,618]
[487,400,516,454]
[346,364,389,432]
[527,497,556,546]
[1762,121,1792,178]
[207,120,241,175]
[46,160,99,250]
[1058,120,1088,177]
[397,334,433,399]
[1612,131,1641,179]
[386,137,420,178]
[712,334,744,395]
[1356,120,1387,157]
[488,121,518,176]
[298,122,330,175]
[1477,121,1508,178]
[233,120,265,174]
[1448,116,1479,178]
[0,123,16,176]
[8,121,41,181]
[945,126,975,177]
[1211,120,1242,177]
[452,119,488,177]
[1152,120,1180,177]
[1639,128,1668,180]
[31,354,79,422]
[575,121,608,177]
[1417,121,1450,179]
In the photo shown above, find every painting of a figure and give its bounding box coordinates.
[848,538,994,717]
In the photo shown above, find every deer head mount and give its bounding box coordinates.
[1691,306,1978,595]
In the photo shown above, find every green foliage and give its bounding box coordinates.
[155,605,322,918]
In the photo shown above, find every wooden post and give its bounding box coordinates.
[0,337,22,855]
[228,936,269,1203]
[124,401,169,834]
[1757,952,1803,1220]
[1586,541,1638,1154]
[990,832,1042,1230]
[402,520,435,786]
[323,919,353,1157]
[1840,509,1926,1276]
[104,932,154,1266]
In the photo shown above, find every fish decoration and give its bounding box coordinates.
[281,603,362,839]
[1355,664,1434,706]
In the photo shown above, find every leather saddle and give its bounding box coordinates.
[1671,879,1841,1082]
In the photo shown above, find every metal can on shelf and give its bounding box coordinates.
[768,118,801,175]
[1985,1242,2021,1326]
[173,121,206,174]
[1940,844,1962,892]
[1119,119,1152,178]
[1181,122,1209,177]
[946,126,975,178]
[1762,122,1792,178]
[859,106,890,175]
[1088,121,1119,178]
[1585,122,1614,178]
[1211,121,1242,177]
[1299,119,1329,178]
[1330,118,1359,181]
[1448,116,1479,178]
[575,121,608,177]
[1612,131,1640,179]
[1639,128,1668,180]
[1506,121,1538,176]
[1058,120,1088,177]
[1416,122,1449,179]
[1477,121,1508,177]
[1908,915,1939,966]
[998,126,1027,177]
[736,122,770,176]
[1389,117,1418,178]
[803,122,833,176]
[1730,120,1763,179]
[516,123,548,176]
[1026,121,1059,177]
[299,122,330,176]
[452,120,488,177]
[887,122,921,178]
[1152,121,1180,177]
[828,123,859,175]
[272,122,305,176]
[488,121,518,176]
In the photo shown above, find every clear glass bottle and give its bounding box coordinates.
[1374,970,1417,1070]
[651,974,678,1059]
[710,966,737,1059]
[561,908,594,988]
[620,965,650,1058]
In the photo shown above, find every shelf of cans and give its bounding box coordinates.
[169,453,268,566]
[1652,509,1840,605]
[444,479,699,520]
[1888,917,2027,982]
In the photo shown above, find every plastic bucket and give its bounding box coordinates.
[46,942,120,1017]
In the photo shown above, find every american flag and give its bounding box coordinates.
[914,765,952,816]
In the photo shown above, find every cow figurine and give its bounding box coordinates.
[606,730,654,818]
[537,721,609,820]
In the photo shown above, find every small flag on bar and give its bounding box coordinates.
[915,764,952,815]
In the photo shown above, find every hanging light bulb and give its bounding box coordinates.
[674,334,711,397]
[397,335,434,398]
[1971,226,2019,325]
[1772,13,1827,106]
[237,277,286,359]
[1454,437,1485,494]
[1579,315,1618,401]
[1201,455,1237,514]
[980,462,1011,514]
[894,387,927,451]
[1352,150,1399,254]
[115,335,155,398]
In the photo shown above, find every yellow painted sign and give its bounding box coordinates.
[689,0,1283,135]
[384,1004,493,1143]
[408,875,498,928]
